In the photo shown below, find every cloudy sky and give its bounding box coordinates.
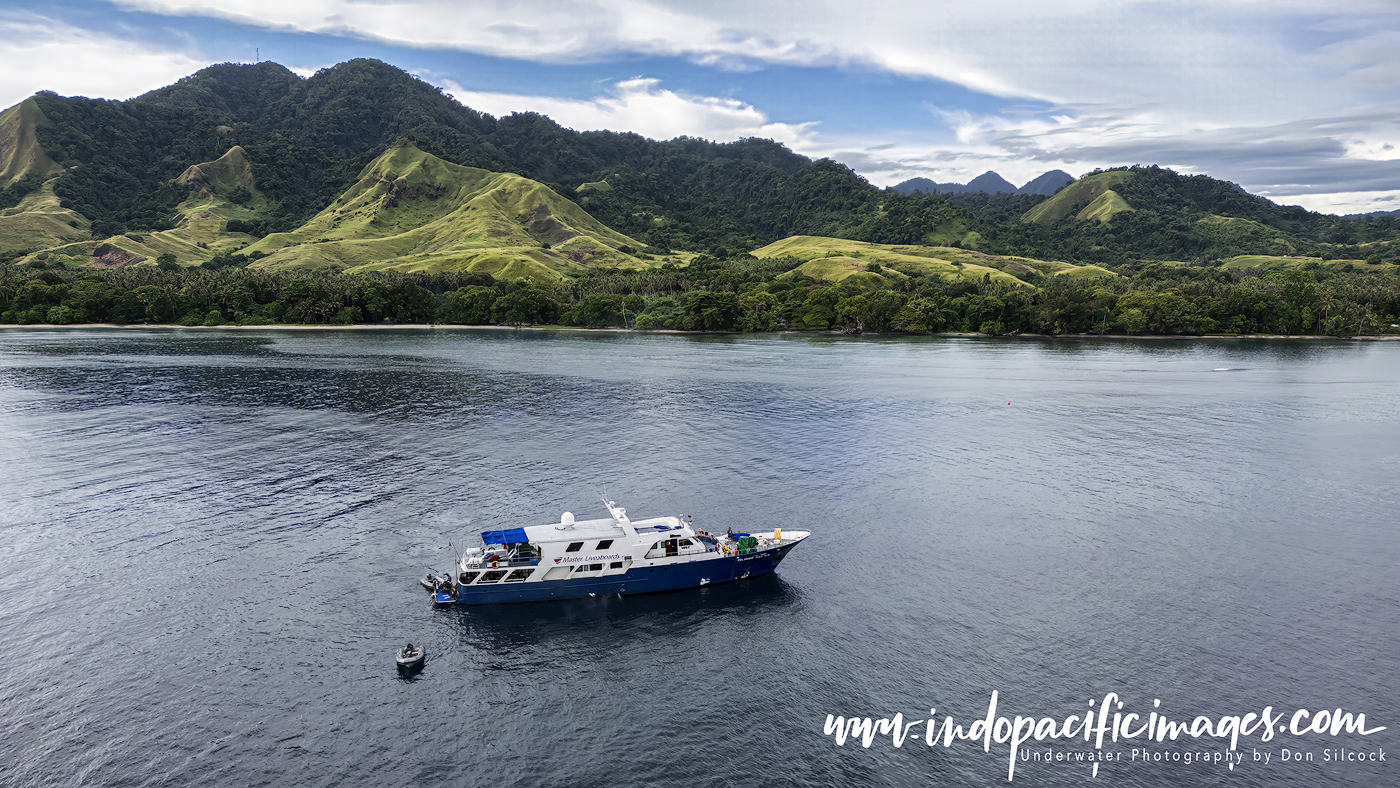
[2,0,1398,213]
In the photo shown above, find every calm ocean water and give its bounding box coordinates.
[0,328,1395,788]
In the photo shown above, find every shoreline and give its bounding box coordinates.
[2,323,1398,340]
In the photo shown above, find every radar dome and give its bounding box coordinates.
[561,512,575,526]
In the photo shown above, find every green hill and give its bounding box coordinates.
[0,98,62,186]
[246,141,651,280]
[0,180,90,252]
[174,145,261,210]
[3,59,1397,272]
[1023,171,1133,224]
[0,98,86,251]
[1075,189,1132,222]
[751,236,1115,286]
[23,58,879,255]
[9,145,268,268]
[1218,254,1396,272]
[159,144,271,260]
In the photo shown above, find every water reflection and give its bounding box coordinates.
[444,573,802,650]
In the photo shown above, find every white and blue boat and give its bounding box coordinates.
[434,499,809,605]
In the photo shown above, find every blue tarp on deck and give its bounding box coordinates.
[480,527,529,545]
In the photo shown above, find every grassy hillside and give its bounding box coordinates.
[751,236,1115,286]
[5,141,656,277]
[6,60,1399,273]
[1022,171,1133,224]
[128,59,850,253]
[161,144,270,261]
[1194,214,1298,256]
[0,99,63,186]
[1075,189,1132,223]
[10,145,266,268]
[15,219,256,269]
[173,145,263,212]
[246,141,651,280]
[0,179,90,251]
[0,99,84,252]
[1219,254,1397,272]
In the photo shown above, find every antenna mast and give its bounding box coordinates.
[601,493,637,538]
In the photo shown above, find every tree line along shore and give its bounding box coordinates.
[4,254,1400,338]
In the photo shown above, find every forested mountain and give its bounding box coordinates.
[21,59,878,255]
[974,167,1400,264]
[1018,170,1075,196]
[1,57,1398,276]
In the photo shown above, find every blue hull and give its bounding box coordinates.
[443,544,797,605]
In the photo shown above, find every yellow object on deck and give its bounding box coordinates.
[774,528,782,540]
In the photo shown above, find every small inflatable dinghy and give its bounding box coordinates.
[396,643,425,669]
[420,572,445,590]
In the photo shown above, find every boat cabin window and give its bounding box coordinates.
[610,561,623,569]
[679,539,693,547]
[504,568,533,583]
[566,542,584,552]
[644,541,675,559]
[459,571,479,584]
[595,539,613,550]
[478,570,507,583]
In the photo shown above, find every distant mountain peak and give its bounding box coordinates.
[892,169,1074,196]
[965,171,1018,194]
[1018,170,1074,196]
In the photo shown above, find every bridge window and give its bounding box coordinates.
[566,542,584,552]
[596,539,613,550]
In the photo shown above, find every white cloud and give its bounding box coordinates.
[106,0,1400,212]
[0,13,205,108]
[287,64,330,79]
[809,103,1400,214]
[114,0,1400,123]
[441,77,817,147]
[1285,190,1400,215]
[8,2,1400,213]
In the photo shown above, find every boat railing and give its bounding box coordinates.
[467,555,540,568]
[718,541,783,556]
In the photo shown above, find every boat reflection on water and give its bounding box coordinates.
[440,572,804,653]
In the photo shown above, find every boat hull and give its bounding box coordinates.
[446,543,798,605]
